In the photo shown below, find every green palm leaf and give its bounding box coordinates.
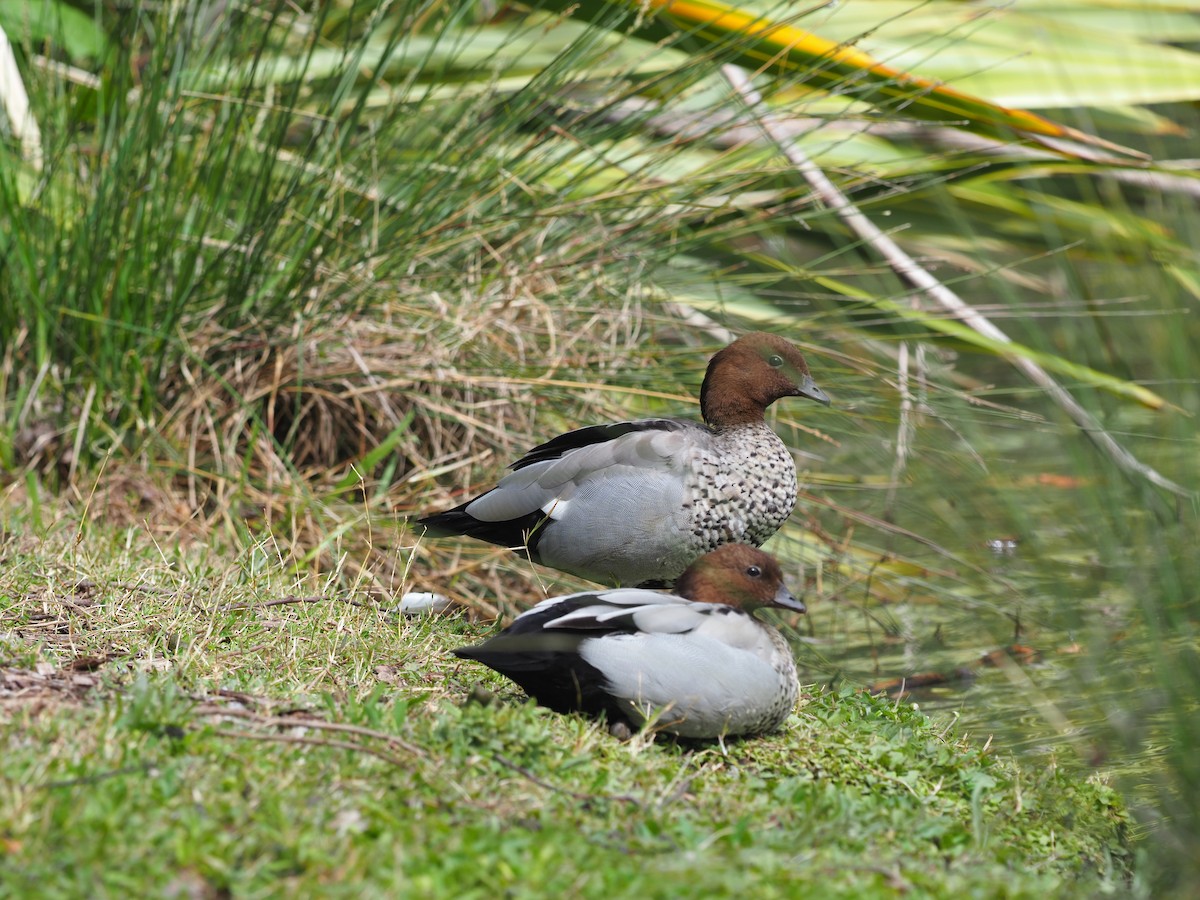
[538,0,1147,159]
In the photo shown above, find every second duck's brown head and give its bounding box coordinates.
[674,544,806,615]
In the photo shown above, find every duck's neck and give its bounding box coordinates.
[700,382,768,430]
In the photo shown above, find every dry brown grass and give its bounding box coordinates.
[4,263,732,611]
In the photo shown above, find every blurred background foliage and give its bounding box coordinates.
[1,0,1198,889]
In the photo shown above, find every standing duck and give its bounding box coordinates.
[419,332,829,587]
[453,544,804,739]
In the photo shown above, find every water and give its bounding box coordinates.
[776,374,1197,846]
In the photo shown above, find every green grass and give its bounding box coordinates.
[0,516,1132,897]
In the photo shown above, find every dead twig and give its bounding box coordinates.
[40,763,155,790]
[492,752,640,807]
[106,582,195,598]
[885,335,916,523]
[192,703,425,757]
[206,728,410,768]
[43,596,94,618]
[220,594,369,612]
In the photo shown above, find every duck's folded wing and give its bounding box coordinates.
[461,420,702,524]
[500,588,672,632]
[463,589,692,651]
[452,589,671,690]
[511,419,692,471]
[545,593,718,636]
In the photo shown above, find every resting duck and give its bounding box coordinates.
[420,332,829,586]
[453,544,804,739]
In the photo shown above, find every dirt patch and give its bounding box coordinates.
[0,664,108,715]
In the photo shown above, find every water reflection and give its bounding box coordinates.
[780,423,1193,848]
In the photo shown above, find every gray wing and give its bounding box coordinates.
[463,423,709,524]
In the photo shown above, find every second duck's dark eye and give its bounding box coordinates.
[746,565,762,578]
[768,354,784,368]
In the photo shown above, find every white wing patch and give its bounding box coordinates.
[541,497,571,520]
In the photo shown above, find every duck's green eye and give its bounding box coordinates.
[746,565,762,578]
[768,354,784,368]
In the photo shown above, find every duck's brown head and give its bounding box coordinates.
[674,544,806,614]
[699,332,830,428]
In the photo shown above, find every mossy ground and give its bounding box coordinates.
[0,516,1132,897]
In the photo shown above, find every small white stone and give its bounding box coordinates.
[397,592,455,617]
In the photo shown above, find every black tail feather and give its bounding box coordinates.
[418,504,549,556]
